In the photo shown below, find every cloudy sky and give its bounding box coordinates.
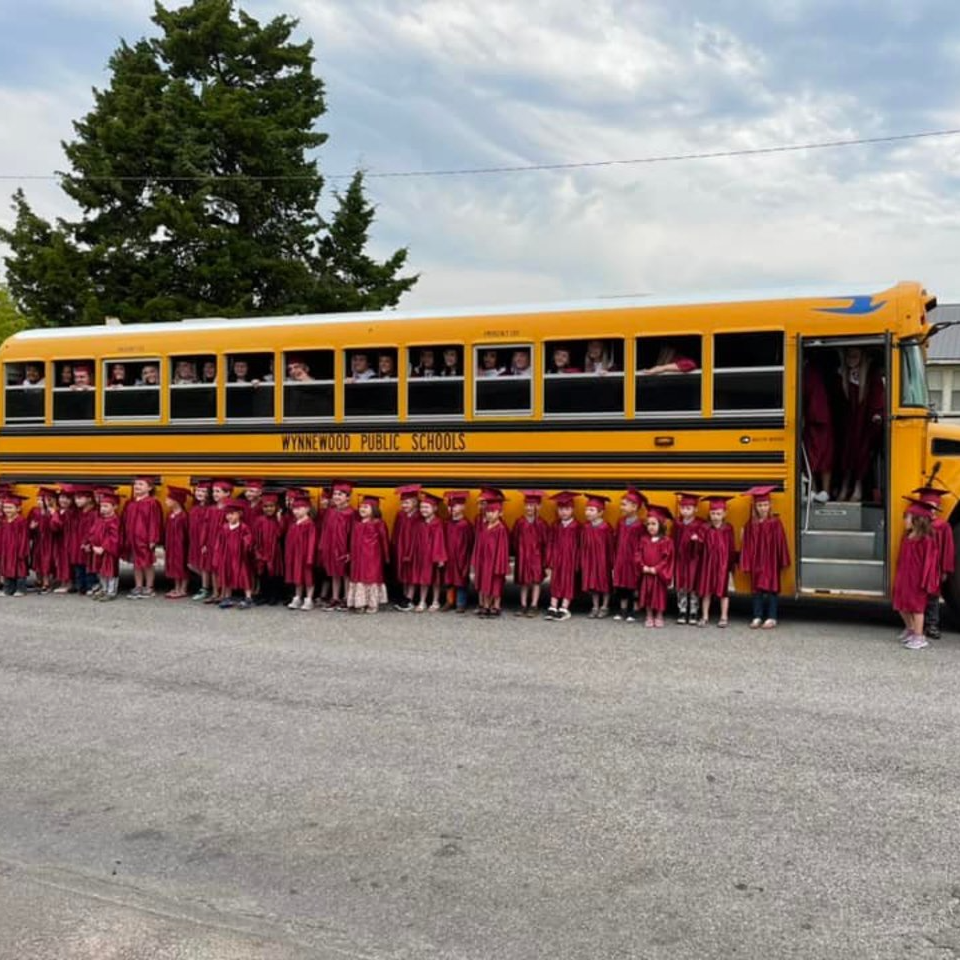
[1,0,959,309]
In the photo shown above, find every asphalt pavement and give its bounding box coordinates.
[1,592,959,960]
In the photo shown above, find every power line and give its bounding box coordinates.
[1,127,958,183]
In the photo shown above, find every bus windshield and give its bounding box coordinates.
[900,340,930,408]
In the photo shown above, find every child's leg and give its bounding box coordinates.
[530,584,541,608]
[766,591,778,623]
[144,564,155,591]
[700,595,711,623]
[719,596,730,622]
[133,567,144,590]
[456,586,468,610]
[519,585,529,608]
[590,591,600,612]
[600,591,609,612]
[914,610,925,637]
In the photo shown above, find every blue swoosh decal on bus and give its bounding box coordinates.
[815,295,887,316]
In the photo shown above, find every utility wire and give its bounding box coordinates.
[1,127,958,183]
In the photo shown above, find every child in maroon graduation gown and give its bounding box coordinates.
[612,488,646,621]
[346,494,390,613]
[697,495,737,628]
[215,499,254,609]
[579,494,614,618]
[802,358,834,502]
[912,485,955,641]
[636,505,675,628]
[73,486,99,595]
[893,498,941,650]
[0,494,29,596]
[204,479,233,604]
[188,482,212,601]
[411,492,447,612]
[443,491,474,613]
[472,494,510,617]
[545,491,580,621]
[163,486,191,599]
[391,484,422,611]
[121,476,164,599]
[285,495,317,610]
[673,492,705,625]
[511,490,550,618]
[50,486,75,593]
[319,481,356,610]
[740,486,791,629]
[253,493,285,606]
[242,479,265,526]
[89,491,121,600]
[28,487,59,593]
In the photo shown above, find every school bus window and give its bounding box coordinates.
[544,339,624,416]
[227,353,275,420]
[345,348,398,418]
[713,331,784,412]
[4,362,45,424]
[635,335,702,415]
[407,345,464,417]
[102,359,161,420]
[474,345,532,414]
[283,350,334,420]
[170,355,217,420]
[53,359,95,422]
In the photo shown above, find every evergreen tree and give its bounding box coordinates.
[0,0,416,325]
[0,284,32,343]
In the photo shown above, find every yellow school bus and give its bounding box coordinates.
[1,280,956,610]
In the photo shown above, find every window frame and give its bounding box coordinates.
[52,358,97,424]
[712,329,785,417]
[101,357,163,423]
[225,350,278,422]
[3,360,47,425]
[472,343,535,418]
[633,334,703,420]
[281,348,336,423]
[342,345,399,421]
[169,353,219,423]
[542,337,625,419]
[405,342,466,421]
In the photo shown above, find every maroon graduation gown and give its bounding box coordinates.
[253,514,284,577]
[636,535,674,610]
[837,368,884,481]
[472,521,510,597]
[548,519,580,602]
[0,516,29,578]
[320,508,355,578]
[673,517,705,592]
[893,534,940,614]
[444,518,474,587]
[739,516,791,593]
[391,509,422,584]
[207,504,229,572]
[164,509,189,580]
[803,363,834,473]
[313,508,327,574]
[612,517,643,590]
[284,518,316,587]
[579,520,614,593]
[188,503,210,572]
[88,515,120,578]
[29,506,56,578]
[411,517,447,585]
[50,508,73,581]
[75,507,98,568]
[350,518,390,585]
[511,516,549,585]
[933,517,955,580]
[121,496,164,567]
[216,522,254,591]
[697,522,737,599]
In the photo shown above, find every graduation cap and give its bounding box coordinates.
[478,486,506,503]
[260,492,281,506]
[133,475,157,487]
[912,485,950,508]
[676,492,701,508]
[444,490,470,505]
[331,479,354,495]
[622,487,647,507]
[395,483,422,498]
[37,486,59,499]
[211,478,234,492]
[71,485,94,498]
[290,496,312,510]
[521,489,546,504]
[550,490,580,507]
[57,484,75,496]
[646,503,673,523]
[420,491,443,506]
[286,486,310,500]
[746,485,777,503]
[701,495,734,510]
[361,494,382,506]
[585,494,611,509]
[72,363,92,376]
[903,496,937,517]
[223,498,246,513]
[243,478,265,492]
[165,486,191,505]
[1,493,25,507]
[99,491,121,506]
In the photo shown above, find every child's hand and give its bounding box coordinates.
[93,546,104,555]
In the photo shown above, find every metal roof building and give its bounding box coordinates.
[926,304,960,412]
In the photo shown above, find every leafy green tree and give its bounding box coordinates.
[0,0,416,325]
[0,284,32,343]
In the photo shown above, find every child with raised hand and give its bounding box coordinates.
[673,493,704,625]
[894,498,941,650]
[0,493,29,597]
[122,475,164,599]
[636,505,675,627]
[89,491,122,601]
[472,494,511,618]
[253,492,285,605]
[511,490,550,618]
[612,488,646,621]
[188,482,212,601]
[579,494,614,618]
[443,491,474,613]
[411,491,447,612]
[162,486,191,599]
[215,499,255,610]
[740,486,791,630]
[285,494,317,610]
[545,491,580,621]
[347,494,390,613]
[697,495,737,628]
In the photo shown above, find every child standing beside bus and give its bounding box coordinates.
[511,490,549,618]
[347,495,390,613]
[162,486,191,599]
[636,505,674,628]
[612,488,645,622]
[545,491,580,621]
[579,494,614,618]
[0,494,29,597]
[89,491,122,601]
[739,486,791,630]
[893,498,941,650]
[472,494,510,618]
[443,491,473,613]
[697,496,737,628]
[911,485,955,641]
[122,476,164,599]
[673,493,704,625]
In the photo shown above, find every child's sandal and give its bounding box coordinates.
[717,618,729,629]
[761,619,777,629]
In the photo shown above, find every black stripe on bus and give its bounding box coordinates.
[0,414,785,437]
[0,451,786,466]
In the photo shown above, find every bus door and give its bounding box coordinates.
[796,335,890,599]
